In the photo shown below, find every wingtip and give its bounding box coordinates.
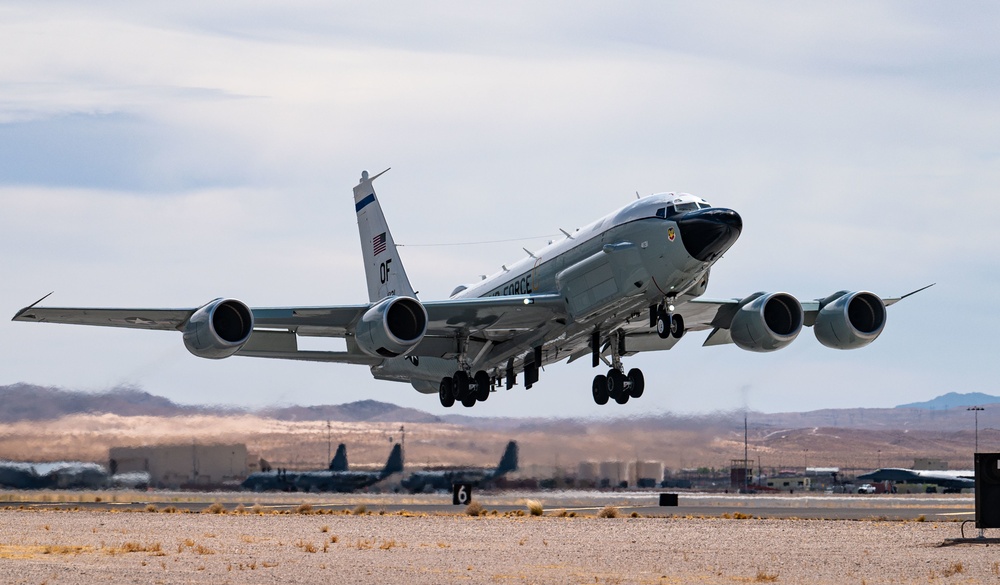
[12,291,53,321]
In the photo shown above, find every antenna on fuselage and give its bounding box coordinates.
[559,228,574,240]
[522,248,538,259]
[636,191,640,199]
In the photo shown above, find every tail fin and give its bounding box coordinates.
[492,441,518,477]
[379,443,404,478]
[329,444,348,472]
[353,169,416,302]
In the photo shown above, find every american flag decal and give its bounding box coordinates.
[372,232,387,256]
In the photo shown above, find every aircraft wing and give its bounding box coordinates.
[13,293,568,362]
[687,285,934,348]
[12,305,195,331]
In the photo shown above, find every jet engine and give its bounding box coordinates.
[182,298,254,359]
[813,291,886,349]
[730,292,803,352]
[355,296,427,358]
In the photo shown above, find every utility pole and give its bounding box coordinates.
[326,420,331,466]
[968,406,984,452]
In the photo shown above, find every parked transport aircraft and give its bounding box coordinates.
[13,170,929,408]
[401,440,518,493]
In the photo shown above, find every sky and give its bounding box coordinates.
[1,2,998,419]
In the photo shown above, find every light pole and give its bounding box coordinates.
[968,406,984,452]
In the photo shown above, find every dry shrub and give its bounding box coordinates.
[329,535,339,544]
[194,544,215,555]
[233,503,246,514]
[525,500,544,516]
[352,504,367,515]
[162,506,178,514]
[379,539,398,550]
[597,505,620,518]
[754,568,778,582]
[145,504,158,513]
[942,562,964,577]
[106,542,163,555]
[251,503,264,515]
[295,540,318,553]
[554,509,568,517]
[203,502,226,515]
[295,503,313,515]
[320,525,330,533]
[465,501,485,516]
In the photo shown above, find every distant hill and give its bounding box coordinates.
[0,383,208,422]
[0,384,439,424]
[258,400,442,423]
[896,392,1000,410]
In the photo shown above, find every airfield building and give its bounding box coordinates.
[109,444,249,488]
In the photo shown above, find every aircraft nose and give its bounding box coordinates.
[675,208,742,262]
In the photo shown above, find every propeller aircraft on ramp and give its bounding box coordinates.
[13,170,930,408]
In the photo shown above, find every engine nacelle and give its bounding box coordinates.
[730,292,803,352]
[355,296,427,358]
[814,291,886,349]
[182,298,254,359]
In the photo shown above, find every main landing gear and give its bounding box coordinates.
[591,367,645,405]
[590,329,647,406]
[439,370,492,408]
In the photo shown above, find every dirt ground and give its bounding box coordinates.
[0,508,995,584]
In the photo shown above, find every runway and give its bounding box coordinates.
[1,489,975,521]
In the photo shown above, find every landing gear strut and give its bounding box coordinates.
[590,330,646,406]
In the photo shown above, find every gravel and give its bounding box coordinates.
[0,509,993,584]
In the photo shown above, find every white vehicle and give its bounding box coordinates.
[857,483,877,494]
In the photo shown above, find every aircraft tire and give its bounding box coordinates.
[453,370,470,401]
[614,388,630,404]
[627,368,645,398]
[461,393,477,408]
[439,377,455,408]
[670,314,685,339]
[655,312,670,339]
[592,375,609,405]
[474,370,490,401]
[606,368,626,399]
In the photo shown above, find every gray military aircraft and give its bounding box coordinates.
[857,468,974,493]
[13,170,929,408]
[241,443,403,493]
[401,440,518,493]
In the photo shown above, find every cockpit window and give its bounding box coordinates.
[673,202,700,214]
[655,208,666,218]
[698,203,710,209]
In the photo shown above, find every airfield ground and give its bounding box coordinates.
[0,491,995,584]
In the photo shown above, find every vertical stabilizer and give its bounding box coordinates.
[379,443,404,478]
[353,169,416,302]
[329,444,348,472]
[492,441,519,477]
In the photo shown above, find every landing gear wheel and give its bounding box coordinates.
[439,377,455,408]
[592,375,609,405]
[474,370,490,402]
[461,393,477,408]
[627,368,645,398]
[670,313,685,339]
[606,368,627,401]
[453,370,470,401]
[655,312,670,339]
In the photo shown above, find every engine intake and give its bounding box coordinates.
[182,298,254,359]
[355,296,427,358]
[730,292,803,352]
[814,291,886,349]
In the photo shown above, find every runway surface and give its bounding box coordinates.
[0,489,975,521]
